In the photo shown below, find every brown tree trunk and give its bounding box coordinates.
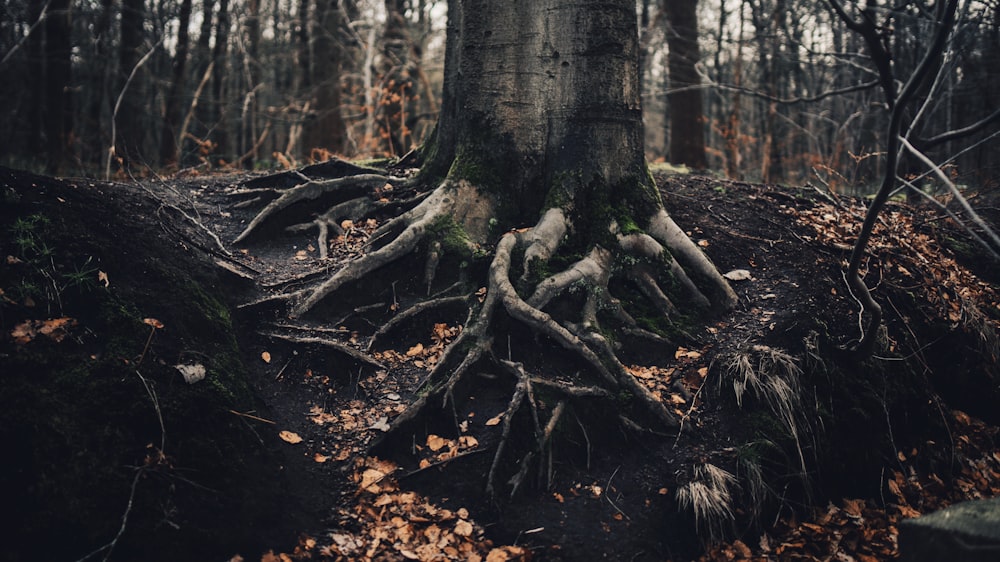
[664,0,708,170]
[160,0,193,166]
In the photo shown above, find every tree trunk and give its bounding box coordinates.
[296,0,311,93]
[43,0,73,172]
[117,0,145,166]
[160,0,193,166]
[425,0,654,226]
[211,0,230,161]
[26,0,45,157]
[303,0,347,154]
[239,0,261,167]
[83,0,115,166]
[377,0,415,156]
[664,0,708,170]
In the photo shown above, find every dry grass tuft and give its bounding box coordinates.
[676,463,737,542]
[721,345,809,478]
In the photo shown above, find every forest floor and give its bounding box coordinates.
[1,164,999,561]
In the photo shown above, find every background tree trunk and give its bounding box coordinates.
[664,0,708,169]
[43,0,72,172]
[211,0,231,162]
[160,0,193,166]
[25,0,45,157]
[117,0,145,167]
[304,0,347,154]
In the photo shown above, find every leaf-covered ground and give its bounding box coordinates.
[1,164,998,561]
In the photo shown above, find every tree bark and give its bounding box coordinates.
[211,0,231,161]
[303,0,347,154]
[26,0,45,156]
[425,0,655,227]
[239,0,261,166]
[117,0,146,166]
[43,0,73,172]
[160,0,193,166]
[377,0,415,156]
[664,0,708,170]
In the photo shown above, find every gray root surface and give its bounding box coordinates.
[239,173,737,497]
[234,173,391,244]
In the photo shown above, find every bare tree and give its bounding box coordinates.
[828,0,960,355]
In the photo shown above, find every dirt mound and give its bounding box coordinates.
[2,165,998,561]
[0,167,310,561]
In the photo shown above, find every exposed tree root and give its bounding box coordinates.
[368,295,469,351]
[233,173,393,244]
[236,163,737,499]
[261,331,385,370]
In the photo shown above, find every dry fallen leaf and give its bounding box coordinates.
[370,417,391,432]
[454,519,474,537]
[12,317,79,344]
[486,546,527,562]
[314,452,330,463]
[98,270,109,287]
[261,351,272,363]
[359,468,386,490]
[485,413,503,426]
[10,321,36,344]
[406,343,425,357]
[427,434,449,452]
[278,430,303,444]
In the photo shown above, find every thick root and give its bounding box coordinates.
[234,173,391,243]
[647,209,739,311]
[236,164,737,500]
[290,186,456,317]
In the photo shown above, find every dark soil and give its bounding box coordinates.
[1,164,998,561]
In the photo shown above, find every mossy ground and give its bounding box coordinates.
[0,168,292,561]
